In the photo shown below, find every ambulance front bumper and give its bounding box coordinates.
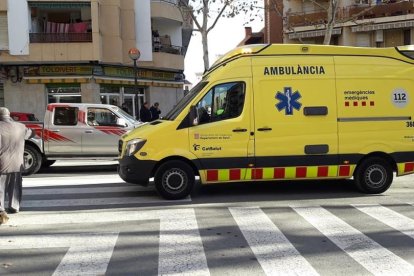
[118,156,156,186]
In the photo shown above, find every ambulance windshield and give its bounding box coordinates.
[164,81,208,120]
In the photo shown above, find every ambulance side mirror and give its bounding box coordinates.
[189,106,199,126]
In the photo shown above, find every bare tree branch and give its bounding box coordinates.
[207,2,229,33]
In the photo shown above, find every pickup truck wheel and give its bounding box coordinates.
[42,160,56,168]
[354,157,393,194]
[23,145,42,176]
[154,161,194,200]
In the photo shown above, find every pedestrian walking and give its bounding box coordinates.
[150,102,161,121]
[139,102,152,122]
[0,107,34,225]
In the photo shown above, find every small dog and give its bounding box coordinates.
[0,211,9,225]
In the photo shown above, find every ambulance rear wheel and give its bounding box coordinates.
[354,157,393,194]
[154,161,194,200]
[23,145,42,176]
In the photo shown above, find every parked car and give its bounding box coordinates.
[23,103,142,175]
[11,112,39,122]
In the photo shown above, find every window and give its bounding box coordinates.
[54,107,78,126]
[87,108,123,127]
[196,82,245,125]
[404,29,411,46]
[47,84,81,104]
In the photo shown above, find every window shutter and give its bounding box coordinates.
[0,12,8,50]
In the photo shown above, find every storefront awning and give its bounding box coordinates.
[352,20,414,32]
[24,76,89,84]
[94,77,183,88]
[28,2,91,9]
[288,28,342,39]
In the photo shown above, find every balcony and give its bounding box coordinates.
[30,33,92,43]
[28,2,92,43]
[287,0,414,28]
[347,0,414,20]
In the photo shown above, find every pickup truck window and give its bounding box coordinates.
[54,107,78,126]
[88,108,123,127]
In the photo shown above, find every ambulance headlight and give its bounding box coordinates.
[125,139,146,156]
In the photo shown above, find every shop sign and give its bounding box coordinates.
[25,66,93,76]
[103,66,179,82]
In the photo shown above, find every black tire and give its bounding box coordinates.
[42,160,56,168]
[23,145,43,176]
[154,161,195,200]
[354,157,393,194]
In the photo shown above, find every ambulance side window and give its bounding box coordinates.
[196,82,245,125]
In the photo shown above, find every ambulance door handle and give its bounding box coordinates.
[51,129,60,133]
[233,128,247,133]
[258,127,272,132]
[85,130,94,134]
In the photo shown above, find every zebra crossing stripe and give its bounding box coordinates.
[6,209,209,276]
[23,175,124,187]
[229,207,319,276]
[24,185,151,195]
[353,204,414,240]
[158,209,210,276]
[21,196,190,208]
[293,206,414,275]
[0,232,119,276]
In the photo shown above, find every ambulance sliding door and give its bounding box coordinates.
[252,56,338,174]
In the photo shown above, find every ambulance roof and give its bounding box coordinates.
[207,44,414,77]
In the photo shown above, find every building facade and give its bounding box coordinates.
[0,0,192,119]
[283,0,414,46]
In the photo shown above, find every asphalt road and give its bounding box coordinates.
[1,161,414,275]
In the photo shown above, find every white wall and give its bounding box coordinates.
[148,86,184,115]
[7,0,30,55]
[135,0,153,61]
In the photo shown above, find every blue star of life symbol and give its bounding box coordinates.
[275,87,302,115]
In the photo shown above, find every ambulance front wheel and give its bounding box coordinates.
[154,160,195,200]
[354,157,393,194]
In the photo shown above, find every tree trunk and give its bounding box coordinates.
[201,31,209,71]
[323,0,337,45]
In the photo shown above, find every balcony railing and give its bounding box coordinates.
[151,0,178,5]
[287,0,414,28]
[30,33,92,43]
[153,44,183,55]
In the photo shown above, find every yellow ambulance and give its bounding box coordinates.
[118,44,414,199]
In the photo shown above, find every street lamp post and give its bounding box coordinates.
[128,47,141,120]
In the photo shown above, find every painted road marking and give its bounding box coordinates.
[0,232,118,276]
[24,185,152,195]
[158,209,210,276]
[230,207,318,276]
[23,174,124,187]
[4,209,209,276]
[294,206,414,275]
[354,204,414,240]
[21,197,190,207]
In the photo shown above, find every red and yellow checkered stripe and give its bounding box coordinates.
[397,162,414,176]
[203,165,356,183]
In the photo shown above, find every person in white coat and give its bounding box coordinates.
[0,107,33,225]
